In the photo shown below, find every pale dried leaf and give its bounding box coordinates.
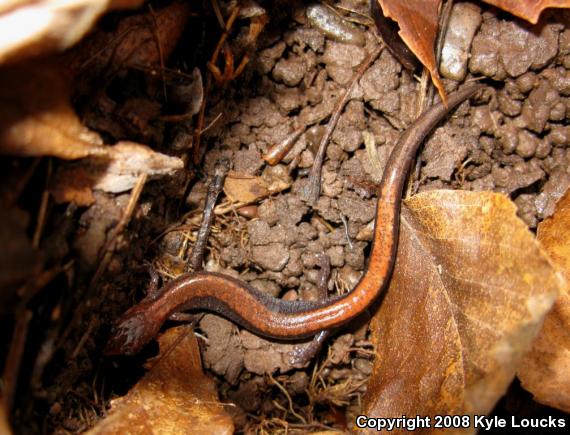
[0,62,183,200]
[362,191,563,433]
[87,141,183,193]
[50,141,183,203]
[0,62,103,158]
[224,174,270,203]
[224,170,291,203]
[518,190,570,412]
[88,326,234,435]
[0,0,144,65]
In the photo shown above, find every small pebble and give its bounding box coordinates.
[440,2,482,81]
[306,3,365,46]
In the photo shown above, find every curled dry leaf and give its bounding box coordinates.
[483,0,570,24]
[0,0,144,65]
[362,191,564,432]
[376,0,445,99]
[518,189,570,412]
[88,326,233,435]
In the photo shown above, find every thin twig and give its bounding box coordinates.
[58,175,147,353]
[301,44,383,204]
[3,309,32,414]
[90,173,148,286]
[427,0,454,108]
[32,159,52,248]
[193,4,240,163]
[186,159,230,272]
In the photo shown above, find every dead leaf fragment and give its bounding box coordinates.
[224,167,291,203]
[0,62,103,158]
[518,190,570,412]
[0,0,145,65]
[88,326,233,435]
[224,173,270,203]
[362,191,563,433]
[50,141,183,204]
[376,0,445,99]
[483,0,570,24]
[0,62,183,201]
[69,0,191,79]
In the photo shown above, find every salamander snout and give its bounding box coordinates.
[105,311,160,355]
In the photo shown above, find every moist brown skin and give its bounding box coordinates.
[106,84,481,356]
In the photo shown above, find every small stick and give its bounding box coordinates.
[2,309,32,414]
[32,159,52,249]
[301,44,383,204]
[426,0,454,108]
[90,173,148,287]
[412,0,455,196]
[193,3,240,163]
[185,158,230,272]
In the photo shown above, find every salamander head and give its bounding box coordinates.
[105,310,161,355]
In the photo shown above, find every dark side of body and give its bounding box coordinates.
[105,84,481,356]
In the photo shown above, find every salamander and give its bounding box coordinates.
[105,84,481,355]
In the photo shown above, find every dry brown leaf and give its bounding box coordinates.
[88,326,233,435]
[0,62,103,158]
[377,0,445,100]
[69,0,191,81]
[361,190,563,433]
[518,190,570,412]
[483,0,570,24]
[0,62,183,201]
[224,173,271,203]
[223,170,291,203]
[0,0,144,65]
